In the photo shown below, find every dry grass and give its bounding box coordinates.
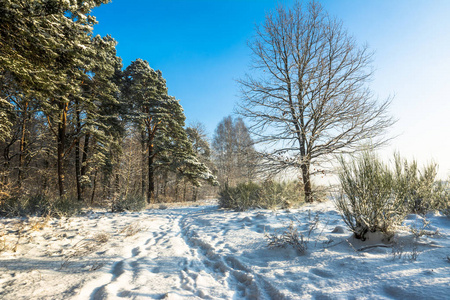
[120,221,144,237]
[28,215,51,231]
[93,232,110,244]
[0,216,54,253]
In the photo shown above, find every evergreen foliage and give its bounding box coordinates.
[0,98,13,142]
[0,0,216,212]
[123,59,216,203]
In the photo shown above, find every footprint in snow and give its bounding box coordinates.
[111,261,125,279]
[310,268,334,279]
[131,247,140,257]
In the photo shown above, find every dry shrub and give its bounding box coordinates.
[219,181,304,211]
[0,233,15,253]
[266,222,308,255]
[111,194,146,212]
[29,215,51,231]
[0,194,81,217]
[265,213,321,255]
[93,232,110,244]
[120,222,143,237]
[334,151,405,241]
[335,151,448,241]
[392,154,446,215]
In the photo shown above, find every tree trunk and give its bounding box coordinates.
[175,177,179,201]
[163,171,168,196]
[17,101,28,188]
[57,103,68,197]
[90,169,98,205]
[114,173,120,195]
[75,102,82,201]
[1,143,12,188]
[141,130,146,199]
[80,132,90,196]
[192,185,198,202]
[301,162,312,203]
[147,142,154,203]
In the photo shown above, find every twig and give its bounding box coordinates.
[357,244,391,252]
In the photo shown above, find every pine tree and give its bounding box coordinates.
[1,0,112,197]
[123,59,216,203]
[75,35,123,202]
[186,123,217,200]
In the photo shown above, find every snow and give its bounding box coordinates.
[0,200,449,299]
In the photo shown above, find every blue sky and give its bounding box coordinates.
[92,0,450,179]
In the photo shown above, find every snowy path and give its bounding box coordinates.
[77,208,222,299]
[77,206,282,299]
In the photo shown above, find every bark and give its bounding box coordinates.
[57,102,68,197]
[147,142,154,203]
[141,130,146,199]
[17,101,28,188]
[80,134,90,177]
[192,186,198,202]
[75,101,81,201]
[301,162,312,202]
[90,169,98,205]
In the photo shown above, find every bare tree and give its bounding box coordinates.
[212,116,258,186]
[238,1,394,202]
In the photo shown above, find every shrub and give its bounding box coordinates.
[219,181,303,210]
[334,151,405,241]
[265,213,321,255]
[0,194,81,217]
[433,180,450,216]
[111,194,147,212]
[265,222,308,255]
[218,182,260,210]
[392,154,443,215]
[51,196,83,217]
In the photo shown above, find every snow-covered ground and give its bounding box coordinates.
[0,200,449,299]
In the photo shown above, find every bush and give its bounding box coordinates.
[265,222,308,255]
[334,152,405,241]
[433,180,450,216]
[0,194,81,217]
[219,181,303,210]
[335,151,450,240]
[111,194,147,212]
[218,182,260,210]
[392,154,443,214]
